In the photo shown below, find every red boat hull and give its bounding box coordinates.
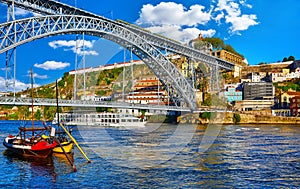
[3,136,57,158]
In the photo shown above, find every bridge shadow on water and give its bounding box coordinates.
[2,150,77,185]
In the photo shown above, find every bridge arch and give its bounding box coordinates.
[0,15,197,110]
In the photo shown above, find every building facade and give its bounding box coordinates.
[234,100,274,111]
[279,91,300,109]
[224,85,243,103]
[243,82,274,100]
[290,96,300,117]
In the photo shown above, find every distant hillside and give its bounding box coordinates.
[1,64,155,120]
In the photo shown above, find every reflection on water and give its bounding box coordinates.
[1,121,300,188]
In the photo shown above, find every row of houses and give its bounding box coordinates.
[223,60,300,117]
[224,81,300,117]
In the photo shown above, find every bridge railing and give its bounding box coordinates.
[0,97,229,113]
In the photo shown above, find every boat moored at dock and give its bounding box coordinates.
[52,112,146,127]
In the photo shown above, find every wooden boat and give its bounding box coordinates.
[53,141,74,153]
[52,79,74,154]
[3,128,57,158]
[53,134,74,154]
[3,69,57,158]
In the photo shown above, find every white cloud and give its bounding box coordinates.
[136,0,258,41]
[226,14,258,34]
[14,8,30,16]
[13,7,42,17]
[34,60,70,70]
[214,11,225,25]
[146,25,215,43]
[215,0,258,34]
[48,39,98,56]
[0,77,32,92]
[136,2,212,27]
[239,0,253,8]
[32,73,48,79]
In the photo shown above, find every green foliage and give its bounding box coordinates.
[200,112,217,119]
[44,106,57,120]
[34,109,42,120]
[275,81,300,92]
[282,56,295,62]
[96,90,107,96]
[58,79,65,88]
[283,56,295,62]
[203,37,243,58]
[97,67,123,86]
[202,93,212,106]
[140,109,146,115]
[200,112,211,119]
[202,37,224,50]
[105,78,111,85]
[233,113,241,124]
[63,72,69,79]
[8,113,18,120]
[96,107,111,112]
[288,56,295,61]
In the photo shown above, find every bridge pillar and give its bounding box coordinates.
[5,1,16,101]
[209,62,220,93]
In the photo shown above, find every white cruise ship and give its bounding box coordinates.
[52,112,146,127]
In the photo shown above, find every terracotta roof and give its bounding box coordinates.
[286,91,300,96]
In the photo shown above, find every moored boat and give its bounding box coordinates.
[3,128,57,158]
[52,112,146,127]
[53,134,74,154]
[52,79,74,154]
[53,141,74,153]
[3,68,57,158]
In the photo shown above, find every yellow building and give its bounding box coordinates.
[282,68,290,76]
[181,62,189,77]
[212,50,244,66]
[212,50,245,78]
[279,91,300,108]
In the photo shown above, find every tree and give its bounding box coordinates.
[202,93,212,106]
[283,57,288,62]
[8,113,18,120]
[203,37,224,50]
[233,113,241,124]
[34,109,42,120]
[203,37,244,58]
[96,90,106,96]
[288,56,295,61]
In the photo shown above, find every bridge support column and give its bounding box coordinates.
[209,62,220,93]
[5,1,16,101]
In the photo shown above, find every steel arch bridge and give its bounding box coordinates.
[0,0,234,71]
[0,14,199,110]
[0,0,235,112]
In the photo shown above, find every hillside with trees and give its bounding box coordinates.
[202,37,244,58]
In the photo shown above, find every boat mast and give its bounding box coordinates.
[30,68,34,136]
[122,47,126,102]
[56,80,60,128]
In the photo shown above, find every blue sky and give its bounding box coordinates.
[0,0,299,91]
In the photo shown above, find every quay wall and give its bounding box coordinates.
[178,112,300,125]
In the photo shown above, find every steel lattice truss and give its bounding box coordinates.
[0,0,234,71]
[0,96,228,113]
[0,15,198,110]
[0,97,191,111]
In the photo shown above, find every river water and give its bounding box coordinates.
[0,120,300,188]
